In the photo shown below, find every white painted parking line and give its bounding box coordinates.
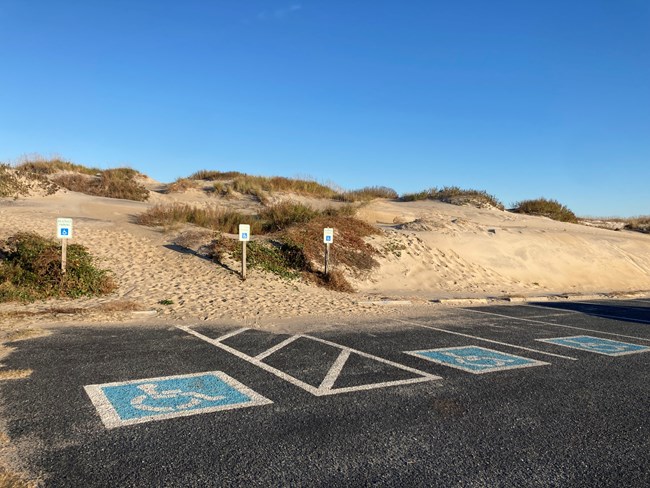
[318,350,350,391]
[522,304,582,314]
[254,335,301,360]
[178,326,440,396]
[395,318,577,361]
[213,328,250,342]
[460,308,650,342]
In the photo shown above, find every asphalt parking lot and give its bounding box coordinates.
[2,299,649,487]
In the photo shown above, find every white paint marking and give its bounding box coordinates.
[213,327,250,342]
[179,326,440,396]
[522,303,582,314]
[394,318,577,361]
[461,308,650,342]
[318,350,350,391]
[84,371,272,429]
[179,327,321,395]
[303,334,443,378]
[254,335,302,360]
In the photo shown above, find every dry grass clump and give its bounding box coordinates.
[15,157,99,175]
[623,216,650,234]
[0,164,59,199]
[137,203,261,234]
[188,171,337,199]
[401,186,504,209]
[190,170,246,181]
[138,201,355,235]
[258,201,320,232]
[0,233,116,302]
[281,215,379,275]
[0,468,36,488]
[335,186,398,202]
[512,198,578,223]
[0,369,32,381]
[165,178,196,193]
[52,168,149,201]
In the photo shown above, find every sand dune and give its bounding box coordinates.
[1,186,650,326]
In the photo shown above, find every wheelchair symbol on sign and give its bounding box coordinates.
[60,229,69,236]
[444,352,515,368]
[130,383,225,413]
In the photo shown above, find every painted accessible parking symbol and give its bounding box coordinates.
[406,346,548,374]
[537,336,650,356]
[85,371,272,428]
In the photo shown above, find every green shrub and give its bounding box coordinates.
[512,198,578,223]
[0,233,116,302]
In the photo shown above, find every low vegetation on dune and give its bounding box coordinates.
[16,157,100,175]
[0,164,58,198]
[173,170,400,204]
[512,198,578,223]
[400,186,504,210]
[189,170,246,181]
[9,158,150,201]
[51,168,149,201]
[139,201,377,291]
[623,216,650,234]
[137,201,356,235]
[137,203,259,234]
[0,233,116,302]
[335,186,398,202]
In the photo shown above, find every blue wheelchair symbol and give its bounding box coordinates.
[538,335,649,356]
[241,232,248,239]
[85,372,272,428]
[407,346,547,374]
[60,228,69,236]
[325,236,332,242]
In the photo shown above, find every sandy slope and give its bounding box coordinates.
[356,200,650,297]
[1,187,650,326]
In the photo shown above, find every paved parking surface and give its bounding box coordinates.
[2,299,649,486]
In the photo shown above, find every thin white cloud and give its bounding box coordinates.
[257,4,302,21]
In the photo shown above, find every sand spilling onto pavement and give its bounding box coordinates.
[1,188,650,327]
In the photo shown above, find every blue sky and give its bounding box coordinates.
[1,1,648,216]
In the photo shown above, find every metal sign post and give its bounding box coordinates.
[323,228,334,275]
[239,224,250,280]
[56,218,73,274]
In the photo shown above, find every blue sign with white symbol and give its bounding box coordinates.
[85,371,272,428]
[325,236,332,242]
[242,233,248,239]
[60,228,69,236]
[538,335,649,356]
[406,346,548,374]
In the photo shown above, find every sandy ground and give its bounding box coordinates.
[1,186,650,330]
